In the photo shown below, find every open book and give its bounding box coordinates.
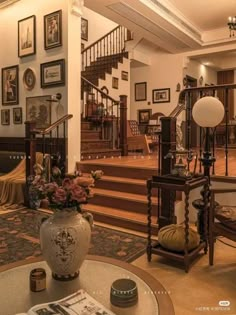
[16,289,116,315]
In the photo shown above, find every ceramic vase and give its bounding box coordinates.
[40,208,93,281]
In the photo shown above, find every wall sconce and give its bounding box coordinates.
[176,83,181,92]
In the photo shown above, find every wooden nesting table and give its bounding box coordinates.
[147,175,209,272]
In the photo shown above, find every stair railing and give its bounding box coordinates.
[81,25,129,72]
[81,76,120,149]
[25,114,73,181]
[178,83,236,177]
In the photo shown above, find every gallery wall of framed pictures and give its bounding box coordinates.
[0,7,66,129]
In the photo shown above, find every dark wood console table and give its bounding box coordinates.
[147,175,209,272]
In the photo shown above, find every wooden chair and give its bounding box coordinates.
[127,120,151,155]
[209,188,236,265]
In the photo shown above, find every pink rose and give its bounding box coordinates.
[70,184,87,203]
[52,187,67,204]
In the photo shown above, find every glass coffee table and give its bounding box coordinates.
[0,255,174,315]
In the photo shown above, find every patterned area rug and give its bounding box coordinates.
[0,209,147,267]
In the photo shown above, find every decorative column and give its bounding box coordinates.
[67,0,84,173]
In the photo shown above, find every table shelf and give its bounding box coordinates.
[147,175,209,272]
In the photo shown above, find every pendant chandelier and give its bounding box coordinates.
[228,16,236,37]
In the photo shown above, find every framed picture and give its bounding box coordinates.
[81,43,85,51]
[44,10,62,50]
[112,77,119,89]
[152,88,170,103]
[23,68,36,90]
[18,15,36,57]
[138,109,152,125]
[26,95,51,129]
[13,107,22,124]
[1,65,19,105]
[1,109,10,125]
[121,71,128,81]
[81,18,88,41]
[135,82,147,101]
[40,59,65,88]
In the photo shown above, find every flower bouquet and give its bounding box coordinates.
[27,164,103,211]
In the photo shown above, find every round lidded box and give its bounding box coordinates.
[110,278,138,307]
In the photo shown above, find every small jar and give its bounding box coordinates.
[30,268,46,292]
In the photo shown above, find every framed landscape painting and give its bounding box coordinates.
[1,65,19,105]
[18,15,36,57]
[26,95,51,129]
[44,10,62,50]
[40,59,65,88]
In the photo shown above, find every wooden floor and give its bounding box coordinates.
[82,148,236,178]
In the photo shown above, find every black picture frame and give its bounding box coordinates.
[44,10,62,50]
[121,71,128,81]
[135,82,147,101]
[138,109,152,125]
[112,77,119,89]
[40,59,65,88]
[1,109,10,125]
[1,65,19,105]
[13,107,22,124]
[81,18,88,41]
[18,15,36,58]
[26,95,51,129]
[152,88,170,103]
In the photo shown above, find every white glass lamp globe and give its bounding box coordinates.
[192,96,225,127]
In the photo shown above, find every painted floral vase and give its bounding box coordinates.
[40,208,93,281]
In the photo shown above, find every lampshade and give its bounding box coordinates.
[192,96,225,127]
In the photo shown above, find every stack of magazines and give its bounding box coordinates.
[16,289,116,315]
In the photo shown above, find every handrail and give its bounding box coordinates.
[82,26,120,53]
[33,114,73,135]
[81,76,119,104]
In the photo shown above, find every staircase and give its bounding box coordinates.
[81,120,121,160]
[77,160,159,234]
[82,52,129,86]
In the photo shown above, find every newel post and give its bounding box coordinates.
[119,95,128,156]
[24,121,36,206]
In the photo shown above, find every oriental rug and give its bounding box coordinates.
[0,209,147,267]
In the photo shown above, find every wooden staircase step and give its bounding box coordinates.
[77,162,157,179]
[91,187,158,214]
[81,149,121,160]
[93,175,158,195]
[81,130,101,140]
[82,204,158,234]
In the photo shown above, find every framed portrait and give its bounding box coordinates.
[138,109,152,125]
[81,18,88,41]
[23,68,36,90]
[135,82,147,101]
[1,65,19,105]
[152,88,170,103]
[13,107,22,124]
[44,10,62,50]
[1,109,10,125]
[26,95,51,129]
[121,71,128,81]
[112,77,119,89]
[18,15,36,57]
[40,59,65,88]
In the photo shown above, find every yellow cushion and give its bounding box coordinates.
[158,224,200,252]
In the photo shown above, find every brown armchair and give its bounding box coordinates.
[209,188,236,265]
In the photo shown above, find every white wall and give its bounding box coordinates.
[82,7,117,49]
[0,0,68,137]
[183,60,217,86]
[130,51,184,121]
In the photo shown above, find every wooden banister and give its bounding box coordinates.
[33,114,73,135]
